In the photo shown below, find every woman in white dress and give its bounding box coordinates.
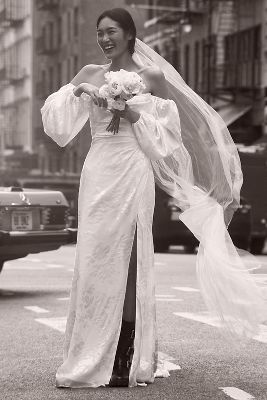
[41,8,265,390]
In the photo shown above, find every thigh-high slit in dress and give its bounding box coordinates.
[41,84,180,388]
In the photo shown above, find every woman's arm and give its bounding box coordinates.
[71,64,107,107]
[123,66,168,123]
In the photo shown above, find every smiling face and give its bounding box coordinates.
[97,17,132,60]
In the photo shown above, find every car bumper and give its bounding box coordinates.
[0,228,77,260]
[0,228,77,244]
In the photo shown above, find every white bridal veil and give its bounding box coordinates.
[133,38,266,337]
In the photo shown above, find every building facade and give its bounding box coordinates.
[0,0,34,179]
[141,0,266,144]
[0,0,145,182]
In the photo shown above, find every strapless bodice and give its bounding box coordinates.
[89,102,135,138]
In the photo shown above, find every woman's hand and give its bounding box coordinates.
[73,83,107,108]
[111,104,140,124]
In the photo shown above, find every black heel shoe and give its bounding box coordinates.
[108,319,135,387]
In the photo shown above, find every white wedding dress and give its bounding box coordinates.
[41,83,180,388]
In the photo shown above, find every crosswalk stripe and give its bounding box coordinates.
[5,265,47,270]
[156,298,183,302]
[35,316,66,332]
[57,297,70,301]
[174,311,267,344]
[172,286,199,292]
[219,387,255,399]
[45,264,64,269]
[155,351,181,375]
[155,295,176,298]
[24,306,49,314]
[254,274,267,285]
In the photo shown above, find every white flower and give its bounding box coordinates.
[108,80,123,97]
[121,71,146,96]
[101,70,145,108]
[104,71,123,96]
[98,84,110,98]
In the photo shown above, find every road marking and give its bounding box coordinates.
[57,297,70,301]
[24,306,50,313]
[154,351,181,377]
[254,274,267,285]
[155,295,176,298]
[174,311,267,344]
[45,263,64,269]
[35,316,66,332]
[155,262,166,266]
[68,268,74,272]
[219,387,255,400]
[5,265,47,270]
[172,286,199,292]
[156,298,183,302]
[157,352,181,371]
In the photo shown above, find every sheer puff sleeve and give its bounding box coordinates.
[40,83,91,147]
[128,94,182,161]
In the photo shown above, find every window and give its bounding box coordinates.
[49,155,54,173]
[148,0,154,19]
[49,66,53,92]
[73,55,78,75]
[74,6,79,37]
[57,62,61,88]
[56,156,61,173]
[73,151,78,173]
[57,16,62,46]
[48,21,54,50]
[184,44,190,84]
[194,41,199,91]
[41,69,46,97]
[67,10,71,41]
[67,58,71,81]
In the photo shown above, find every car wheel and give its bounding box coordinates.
[250,237,266,255]
[154,240,169,253]
[184,245,196,254]
[0,260,4,274]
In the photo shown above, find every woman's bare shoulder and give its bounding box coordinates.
[82,64,108,73]
[142,65,165,81]
[71,64,108,85]
[142,65,168,99]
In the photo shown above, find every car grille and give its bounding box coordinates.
[41,206,69,230]
[0,206,69,231]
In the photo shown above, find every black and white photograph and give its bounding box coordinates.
[0,1,267,399]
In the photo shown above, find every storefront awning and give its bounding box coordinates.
[217,104,252,126]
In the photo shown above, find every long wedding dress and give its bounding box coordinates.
[41,85,180,387]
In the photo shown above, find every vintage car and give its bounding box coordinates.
[153,185,252,253]
[238,142,267,254]
[0,186,77,273]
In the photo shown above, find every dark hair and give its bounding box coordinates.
[96,8,136,55]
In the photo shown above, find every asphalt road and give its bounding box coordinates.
[0,245,267,400]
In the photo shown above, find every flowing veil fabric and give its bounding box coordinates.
[133,38,266,337]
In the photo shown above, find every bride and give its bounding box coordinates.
[41,7,265,389]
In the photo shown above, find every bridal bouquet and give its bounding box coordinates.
[99,69,146,134]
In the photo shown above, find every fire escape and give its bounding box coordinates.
[0,0,28,85]
[211,0,260,139]
[211,0,237,96]
[0,0,29,167]
[35,0,59,100]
